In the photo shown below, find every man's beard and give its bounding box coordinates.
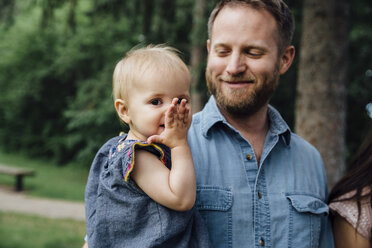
[206,66,280,117]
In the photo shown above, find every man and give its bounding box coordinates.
[188,0,334,247]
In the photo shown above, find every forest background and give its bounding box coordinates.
[0,0,371,187]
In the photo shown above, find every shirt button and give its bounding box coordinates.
[259,238,265,246]
[246,153,253,160]
[258,192,262,199]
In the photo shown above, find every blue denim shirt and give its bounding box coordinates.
[188,96,334,248]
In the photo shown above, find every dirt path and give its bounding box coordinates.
[0,187,85,221]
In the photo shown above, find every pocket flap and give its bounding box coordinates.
[196,186,233,211]
[286,193,329,215]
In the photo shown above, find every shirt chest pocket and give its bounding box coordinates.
[286,193,329,248]
[195,186,233,248]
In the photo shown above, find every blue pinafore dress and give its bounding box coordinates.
[85,134,211,248]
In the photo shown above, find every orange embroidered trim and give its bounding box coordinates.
[124,142,166,182]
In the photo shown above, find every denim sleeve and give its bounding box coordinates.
[318,152,335,248]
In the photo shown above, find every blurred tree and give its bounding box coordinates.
[156,0,177,43]
[345,0,372,162]
[67,0,77,33]
[189,0,207,112]
[0,0,370,170]
[295,0,350,187]
[40,0,65,29]
[142,0,154,39]
[0,0,15,27]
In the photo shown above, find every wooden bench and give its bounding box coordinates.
[0,164,35,191]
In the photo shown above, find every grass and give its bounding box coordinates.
[0,211,86,248]
[0,150,89,202]
[0,151,89,247]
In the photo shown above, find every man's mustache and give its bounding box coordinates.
[219,75,256,83]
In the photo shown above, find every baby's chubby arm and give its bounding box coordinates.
[132,98,196,211]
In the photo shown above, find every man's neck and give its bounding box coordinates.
[219,104,270,166]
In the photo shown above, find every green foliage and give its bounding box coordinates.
[0,212,86,248]
[0,1,132,165]
[0,0,370,168]
[0,7,68,160]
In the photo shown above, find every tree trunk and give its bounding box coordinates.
[295,0,350,188]
[67,0,77,33]
[40,0,56,29]
[190,0,206,113]
[0,0,15,26]
[142,0,154,39]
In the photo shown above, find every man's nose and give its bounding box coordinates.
[226,53,246,75]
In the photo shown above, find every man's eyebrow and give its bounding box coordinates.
[244,45,268,51]
[212,42,229,48]
[212,42,268,51]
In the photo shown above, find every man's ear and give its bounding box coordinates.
[115,99,131,124]
[207,39,211,53]
[279,45,295,75]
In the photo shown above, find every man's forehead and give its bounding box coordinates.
[210,5,279,46]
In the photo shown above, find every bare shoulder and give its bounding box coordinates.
[131,149,170,189]
[333,215,371,248]
[133,149,166,171]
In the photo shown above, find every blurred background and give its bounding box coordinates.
[0,0,371,247]
[0,0,372,182]
[0,0,370,170]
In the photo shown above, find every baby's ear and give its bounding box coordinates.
[115,99,131,124]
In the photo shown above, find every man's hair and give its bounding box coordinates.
[207,0,295,52]
[113,44,190,101]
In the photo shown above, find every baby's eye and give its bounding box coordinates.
[150,99,162,105]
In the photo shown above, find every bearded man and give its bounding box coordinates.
[187,0,334,247]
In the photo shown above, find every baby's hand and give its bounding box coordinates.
[147,98,191,148]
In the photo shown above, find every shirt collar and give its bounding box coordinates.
[267,105,291,146]
[200,96,291,145]
[200,96,227,137]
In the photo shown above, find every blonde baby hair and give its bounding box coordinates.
[113,44,190,101]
